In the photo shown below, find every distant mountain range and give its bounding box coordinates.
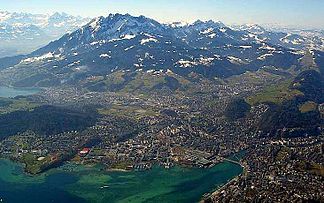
[1,11,323,59]
[0,13,323,93]
[0,11,90,57]
[234,24,324,51]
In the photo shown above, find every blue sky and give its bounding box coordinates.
[2,0,324,28]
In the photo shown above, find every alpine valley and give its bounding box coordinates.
[0,12,323,203]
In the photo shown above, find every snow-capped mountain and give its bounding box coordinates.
[173,20,249,49]
[0,24,47,41]
[65,13,172,47]
[270,28,324,51]
[0,11,90,36]
[239,24,267,35]
[0,11,90,57]
[0,13,316,91]
[168,21,189,28]
[234,24,324,51]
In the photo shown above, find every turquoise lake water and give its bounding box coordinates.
[0,159,243,203]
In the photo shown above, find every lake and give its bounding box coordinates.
[0,86,40,98]
[0,159,243,203]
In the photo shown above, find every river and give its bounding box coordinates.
[0,159,243,203]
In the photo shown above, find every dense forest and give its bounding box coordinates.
[0,105,98,139]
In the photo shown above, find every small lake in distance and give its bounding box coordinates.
[0,86,41,98]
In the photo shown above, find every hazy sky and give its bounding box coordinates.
[1,0,324,29]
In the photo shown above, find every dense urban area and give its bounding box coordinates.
[1,71,323,202]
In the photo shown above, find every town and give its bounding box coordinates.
[0,71,323,202]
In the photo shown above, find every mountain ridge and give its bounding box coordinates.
[0,13,322,94]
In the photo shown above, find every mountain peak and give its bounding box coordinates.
[107,13,132,19]
[192,19,225,27]
[0,10,12,22]
[240,24,266,34]
[168,21,189,28]
[80,13,169,41]
[180,19,226,33]
[50,12,70,18]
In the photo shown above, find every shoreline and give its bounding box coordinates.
[0,158,242,202]
[0,85,43,98]
[200,176,240,203]
[199,153,247,202]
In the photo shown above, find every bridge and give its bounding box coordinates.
[223,158,241,165]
